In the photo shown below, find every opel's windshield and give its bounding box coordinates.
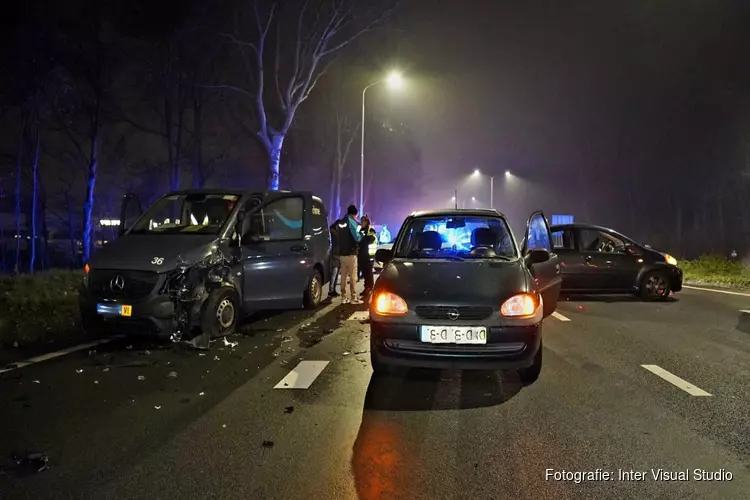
[393,215,517,260]
[129,193,240,235]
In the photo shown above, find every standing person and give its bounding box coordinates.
[336,205,362,304]
[358,215,377,298]
[379,224,392,244]
[328,220,341,297]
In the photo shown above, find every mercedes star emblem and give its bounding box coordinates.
[110,275,125,293]
[447,309,460,321]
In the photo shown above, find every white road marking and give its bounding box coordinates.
[274,361,330,389]
[641,364,712,397]
[740,310,750,314]
[347,311,369,321]
[0,336,126,374]
[683,285,750,297]
[551,311,571,321]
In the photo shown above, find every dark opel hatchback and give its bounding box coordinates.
[370,209,562,384]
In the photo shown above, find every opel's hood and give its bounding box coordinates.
[378,258,532,305]
[87,234,219,272]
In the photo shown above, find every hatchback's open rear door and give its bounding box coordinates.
[522,210,562,317]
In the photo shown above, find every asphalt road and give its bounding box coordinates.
[1,284,749,499]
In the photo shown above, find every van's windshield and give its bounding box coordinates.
[129,193,241,235]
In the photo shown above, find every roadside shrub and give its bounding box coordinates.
[0,270,82,347]
[681,255,750,288]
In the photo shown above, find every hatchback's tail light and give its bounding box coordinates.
[501,293,538,317]
[373,292,408,316]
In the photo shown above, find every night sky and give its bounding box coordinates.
[377,0,750,233]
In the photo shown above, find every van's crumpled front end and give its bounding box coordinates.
[79,242,237,348]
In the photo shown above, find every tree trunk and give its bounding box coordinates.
[13,116,26,275]
[29,117,41,273]
[65,192,77,265]
[192,88,204,188]
[267,133,285,190]
[82,134,99,265]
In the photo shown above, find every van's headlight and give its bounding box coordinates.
[664,253,678,266]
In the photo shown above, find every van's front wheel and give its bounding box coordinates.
[201,288,240,338]
[303,269,323,309]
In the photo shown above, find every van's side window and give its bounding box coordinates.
[248,197,304,241]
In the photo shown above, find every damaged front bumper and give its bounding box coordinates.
[79,284,177,337]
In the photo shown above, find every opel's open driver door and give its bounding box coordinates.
[522,210,562,317]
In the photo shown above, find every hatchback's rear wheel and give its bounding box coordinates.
[518,340,542,386]
[639,271,671,301]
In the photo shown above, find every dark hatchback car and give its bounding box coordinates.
[549,223,682,299]
[370,209,562,384]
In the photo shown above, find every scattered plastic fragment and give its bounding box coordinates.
[342,351,351,356]
[199,392,205,396]
[284,406,294,414]
[213,356,220,361]
[102,367,110,372]
[167,371,178,378]
[126,345,133,350]
[137,375,145,381]
[143,350,151,355]
[577,305,586,310]
[76,369,83,374]
[32,380,40,384]
[222,338,239,348]
[154,406,161,410]
[199,353,207,357]
[262,440,274,448]
[354,350,368,355]
[222,424,227,428]
[94,380,99,385]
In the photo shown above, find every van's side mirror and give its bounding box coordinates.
[525,248,550,265]
[375,248,393,264]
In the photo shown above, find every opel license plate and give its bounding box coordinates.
[420,326,487,344]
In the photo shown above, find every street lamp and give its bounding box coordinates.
[360,71,404,216]
[472,169,495,209]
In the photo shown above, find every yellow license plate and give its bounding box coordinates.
[121,305,133,317]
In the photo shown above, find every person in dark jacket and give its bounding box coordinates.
[358,215,377,297]
[336,205,362,304]
[328,220,341,297]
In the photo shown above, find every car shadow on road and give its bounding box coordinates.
[361,368,523,412]
[351,370,524,500]
[737,312,750,335]
[562,293,679,304]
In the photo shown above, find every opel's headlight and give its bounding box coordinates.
[664,254,678,266]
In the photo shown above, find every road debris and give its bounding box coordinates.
[343,351,351,356]
[284,406,294,414]
[213,356,220,361]
[94,380,99,384]
[154,406,161,410]
[222,338,239,349]
[2,452,49,477]
[76,369,83,374]
[137,375,146,381]
[199,392,205,396]
[167,371,178,378]
[222,424,227,428]
[262,440,274,448]
[32,380,40,384]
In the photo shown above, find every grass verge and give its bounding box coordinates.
[681,255,750,289]
[0,270,83,351]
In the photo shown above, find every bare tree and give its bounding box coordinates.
[221,0,398,190]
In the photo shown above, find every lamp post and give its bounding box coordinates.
[472,169,495,209]
[360,71,404,216]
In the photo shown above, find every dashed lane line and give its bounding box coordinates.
[273,361,330,389]
[683,285,750,297]
[740,310,750,314]
[0,336,126,375]
[551,311,571,321]
[641,364,712,397]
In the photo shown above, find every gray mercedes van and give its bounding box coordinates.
[79,189,331,342]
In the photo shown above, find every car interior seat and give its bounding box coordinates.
[471,227,496,248]
[418,230,443,251]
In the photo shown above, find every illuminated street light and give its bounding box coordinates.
[470,169,495,209]
[471,196,476,201]
[505,170,511,177]
[360,70,406,215]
